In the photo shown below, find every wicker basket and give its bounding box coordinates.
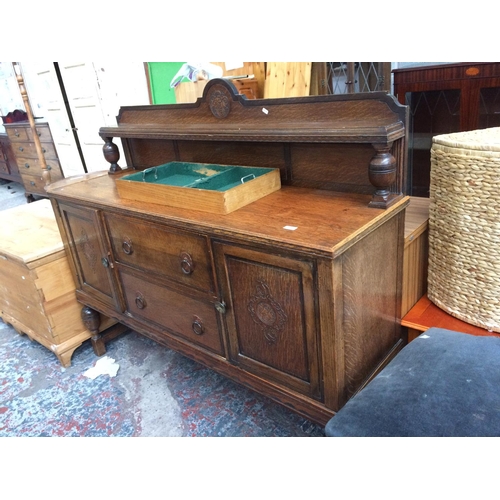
[428,127,500,332]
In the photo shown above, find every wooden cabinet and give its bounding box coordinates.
[47,80,409,425]
[393,62,500,196]
[49,175,407,424]
[4,120,64,200]
[0,133,21,183]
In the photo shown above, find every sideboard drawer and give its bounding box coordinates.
[119,269,223,355]
[104,213,213,293]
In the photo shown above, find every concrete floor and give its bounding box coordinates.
[0,179,26,209]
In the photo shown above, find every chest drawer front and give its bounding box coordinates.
[17,156,63,180]
[104,213,213,293]
[6,127,29,142]
[27,125,52,143]
[119,269,223,355]
[14,142,57,159]
[21,174,47,195]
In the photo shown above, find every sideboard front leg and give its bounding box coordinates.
[81,306,106,356]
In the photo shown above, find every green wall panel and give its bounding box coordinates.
[147,62,186,104]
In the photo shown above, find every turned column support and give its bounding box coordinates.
[368,142,398,209]
[102,137,122,174]
[81,306,106,356]
[12,62,51,188]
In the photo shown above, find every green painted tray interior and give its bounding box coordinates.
[121,162,275,192]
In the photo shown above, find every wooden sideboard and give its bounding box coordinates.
[4,120,64,201]
[46,80,409,425]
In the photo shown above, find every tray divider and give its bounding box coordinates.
[183,166,237,189]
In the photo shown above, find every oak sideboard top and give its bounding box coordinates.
[47,170,409,259]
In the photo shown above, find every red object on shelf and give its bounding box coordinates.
[1,109,28,124]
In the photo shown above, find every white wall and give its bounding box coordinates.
[0,63,25,133]
[0,62,150,176]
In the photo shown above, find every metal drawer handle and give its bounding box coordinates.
[19,146,24,152]
[215,301,226,314]
[24,163,30,168]
[192,316,204,335]
[135,293,146,310]
[101,257,109,268]
[180,252,194,275]
[14,132,19,137]
[122,238,133,255]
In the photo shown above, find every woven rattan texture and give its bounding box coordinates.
[428,128,500,332]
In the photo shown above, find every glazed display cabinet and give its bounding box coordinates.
[393,62,500,196]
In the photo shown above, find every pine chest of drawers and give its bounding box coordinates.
[4,121,64,200]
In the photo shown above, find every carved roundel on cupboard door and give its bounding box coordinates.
[208,86,231,118]
[247,280,287,344]
[79,228,98,274]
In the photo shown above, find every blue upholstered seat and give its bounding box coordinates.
[325,327,500,437]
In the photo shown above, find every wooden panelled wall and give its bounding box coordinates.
[175,63,315,101]
[174,62,391,101]
[215,62,313,99]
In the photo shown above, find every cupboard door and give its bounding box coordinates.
[57,202,120,309]
[214,243,322,400]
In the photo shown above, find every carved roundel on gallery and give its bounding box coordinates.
[208,86,232,119]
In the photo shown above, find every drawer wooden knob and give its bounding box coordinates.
[122,238,133,255]
[192,316,204,335]
[135,293,146,310]
[180,252,194,275]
